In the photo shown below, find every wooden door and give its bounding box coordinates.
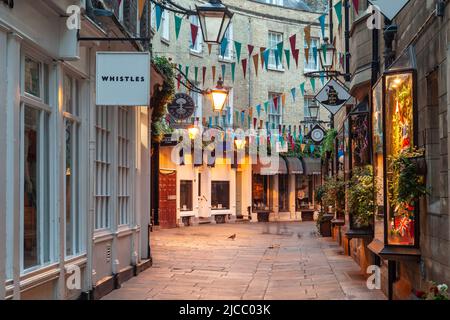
[159,171,177,229]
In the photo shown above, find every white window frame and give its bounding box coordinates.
[266,0,284,6]
[191,85,203,121]
[63,71,85,258]
[268,31,284,71]
[189,16,203,54]
[304,37,319,72]
[268,92,283,127]
[225,88,234,127]
[117,107,132,226]
[219,23,233,61]
[19,50,56,274]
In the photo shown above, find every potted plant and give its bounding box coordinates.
[348,165,377,231]
[315,177,344,237]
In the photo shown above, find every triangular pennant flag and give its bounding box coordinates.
[138,0,146,19]
[277,42,284,64]
[352,0,359,14]
[155,4,163,31]
[249,106,253,118]
[242,58,247,79]
[300,82,305,96]
[220,37,228,57]
[190,23,199,46]
[260,47,266,68]
[301,144,306,152]
[305,47,310,64]
[241,111,245,125]
[248,44,254,56]
[319,14,326,39]
[313,46,318,66]
[322,43,327,65]
[235,111,239,123]
[231,63,236,82]
[310,78,316,92]
[263,50,270,71]
[264,101,269,114]
[310,144,315,154]
[252,54,259,76]
[304,25,311,48]
[281,94,286,107]
[289,34,297,53]
[185,66,189,78]
[256,104,261,118]
[208,117,212,127]
[284,49,291,69]
[212,66,216,83]
[174,15,183,40]
[334,1,343,26]
[221,64,226,79]
[293,49,300,68]
[291,88,296,102]
[234,41,242,62]
[177,73,181,90]
[320,71,325,85]
[208,43,212,55]
[202,66,207,86]
[194,67,199,83]
[253,118,257,129]
[273,96,279,110]
[248,116,251,128]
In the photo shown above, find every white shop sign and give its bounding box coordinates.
[96,52,150,106]
[368,0,410,21]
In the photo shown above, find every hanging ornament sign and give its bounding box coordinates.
[168,93,196,120]
[314,79,351,115]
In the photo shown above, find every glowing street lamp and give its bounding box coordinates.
[210,77,229,112]
[234,138,247,150]
[319,37,336,71]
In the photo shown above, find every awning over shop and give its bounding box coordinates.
[253,157,288,175]
[285,157,303,174]
[302,157,322,175]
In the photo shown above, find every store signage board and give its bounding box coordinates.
[314,79,351,115]
[168,93,196,120]
[368,0,410,21]
[96,52,150,106]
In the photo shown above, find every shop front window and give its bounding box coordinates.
[253,175,270,211]
[180,180,193,211]
[296,175,312,210]
[211,181,230,210]
[278,175,289,212]
[385,72,416,246]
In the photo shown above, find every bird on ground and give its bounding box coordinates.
[228,234,236,240]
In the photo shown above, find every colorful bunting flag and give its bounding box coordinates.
[212,66,216,83]
[221,64,226,79]
[319,14,326,39]
[304,25,311,48]
[256,104,261,118]
[293,49,300,68]
[242,58,248,79]
[310,78,316,92]
[277,42,284,64]
[174,15,183,40]
[263,50,270,70]
[155,4,163,31]
[208,43,212,55]
[313,46,318,66]
[185,66,189,78]
[300,83,305,96]
[305,47,310,64]
[264,101,269,114]
[253,54,259,76]
[284,49,291,69]
[138,0,146,19]
[291,88,296,102]
[231,63,236,82]
[220,37,228,57]
[260,47,266,68]
[273,96,279,110]
[334,1,343,26]
[352,0,359,14]
[289,34,297,53]
[281,94,286,107]
[202,66,207,86]
[190,23,199,46]
[234,41,242,62]
[194,66,198,83]
[248,44,255,56]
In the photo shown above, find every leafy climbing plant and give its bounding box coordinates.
[348,165,377,228]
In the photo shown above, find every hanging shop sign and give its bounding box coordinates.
[368,0,410,21]
[314,79,351,115]
[96,52,150,106]
[309,125,326,144]
[168,93,196,120]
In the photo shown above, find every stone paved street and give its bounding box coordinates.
[103,222,386,300]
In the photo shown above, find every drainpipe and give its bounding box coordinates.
[344,0,350,82]
[329,0,334,41]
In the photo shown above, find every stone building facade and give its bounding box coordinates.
[330,0,450,299]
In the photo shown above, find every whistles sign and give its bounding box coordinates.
[96,52,150,106]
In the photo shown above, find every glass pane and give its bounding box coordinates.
[24,57,41,97]
[385,72,415,246]
[65,120,73,256]
[64,74,73,114]
[23,107,50,269]
[211,181,230,210]
[180,180,193,211]
[43,64,50,105]
[252,175,269,210]
[296,175,310,210]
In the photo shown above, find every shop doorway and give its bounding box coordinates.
[158,171,177,229]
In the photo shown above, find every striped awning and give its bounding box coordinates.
[285,157,303,174]
[253,157,288,175]
[302,157,322,175]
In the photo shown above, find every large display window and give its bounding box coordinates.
[372,63,422,249]
[252,175,270,211]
